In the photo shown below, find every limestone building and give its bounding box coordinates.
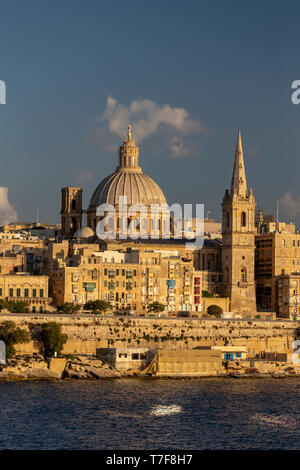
[50,244,196,314]
[277,274,300,319]
[255,228,300,314]
[0,273,51,312]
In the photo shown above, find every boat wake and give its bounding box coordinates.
[150,405,182,416]
[251,413,297,428]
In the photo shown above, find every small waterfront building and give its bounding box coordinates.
[97,347,156,370]
[211,345,247,361]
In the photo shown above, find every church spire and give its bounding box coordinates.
[230,129,247,198]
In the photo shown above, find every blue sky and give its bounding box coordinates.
[0,0,300,225]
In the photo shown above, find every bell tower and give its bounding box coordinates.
[221,130,256,313]
[60,187,83,237]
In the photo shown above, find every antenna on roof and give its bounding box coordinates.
[276,199,279,224]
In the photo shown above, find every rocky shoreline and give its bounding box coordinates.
[1,355,300,381]
[0,355,127,381]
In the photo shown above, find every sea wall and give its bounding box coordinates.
[0,314,298,358]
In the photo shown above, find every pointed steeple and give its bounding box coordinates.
[230,129,247,198]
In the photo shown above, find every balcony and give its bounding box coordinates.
[238,282,248,288]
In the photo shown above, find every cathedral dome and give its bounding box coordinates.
[89,171,167,208]
[73,226,95,239]
[88,125,167,209]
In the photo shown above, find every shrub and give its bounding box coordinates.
[207,305,223,317]
[202,290,214,298]
[65,354,75,361]
[84,300,111,314]
[147,302,165,313]
[0,300,29,313]
[0,321,30,358]
[38,322,68,357]
[57,303,81,314]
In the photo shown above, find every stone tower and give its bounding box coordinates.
[60,187,83,237]
[221,130,256,313]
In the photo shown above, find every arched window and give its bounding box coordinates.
[71,218,77,232]
[241,211,246,227]
[241,267,247,282]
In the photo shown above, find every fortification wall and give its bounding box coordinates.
[0,314,298,358]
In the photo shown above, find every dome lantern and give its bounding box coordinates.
[118,124,141,172]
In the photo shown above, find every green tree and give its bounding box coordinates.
[202,290,214,298]
[57,302,81,314]
[38,322,68,357]
[147,302,165,314]
[207,305,223,317]
[6,301,28,313]
[0,321,30,358]
[84,300,111,314]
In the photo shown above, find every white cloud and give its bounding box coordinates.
[280,191,300,222]
[169,136,193,159]
[92,96,203,158]
[77,170,94,186]
[0,187,17,225]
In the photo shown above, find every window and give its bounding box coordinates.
[16,288,21,297]
[9,288,13,297]
[241,212,246,227]
[0,288,2,297]
[24,288,29,298]
[240,268,247,282]
[40,289,44,298]
[71,199,77,211]
[32,289,37,298]
[226,212,230,228]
